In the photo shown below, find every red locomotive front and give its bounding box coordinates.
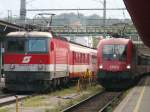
[97,38,135,89]
[4,31,69,91]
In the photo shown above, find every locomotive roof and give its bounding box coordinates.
[6,31,53,38]
[99,38,131,45]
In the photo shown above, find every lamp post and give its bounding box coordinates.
[103,0,106,27]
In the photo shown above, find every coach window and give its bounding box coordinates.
[76,53,78,63]
[78,53,80,63]
[83,54,85,63]
[85,54,87,63]
[80,53,83,63]
[7,39,25,53]
[84,54,86,63]
[87,54,90,64]
[80,53,82,63]
[85,54,88,64]
[81,53,83,63]
[74,52,77,63]
[79,53,81,63]
[92,55,97,64]
[28,39,47,52]
[77,53,79,63]
[73,52,76,63]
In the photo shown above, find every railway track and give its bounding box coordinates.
[62,76,147,112]
[62,91,123,112]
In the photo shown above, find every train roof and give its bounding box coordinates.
[6,31,53,38]
[69,42,97,54]
[6,31,96,52]
[98,38,131,45]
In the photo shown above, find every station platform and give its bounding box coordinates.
[114,76,150,112]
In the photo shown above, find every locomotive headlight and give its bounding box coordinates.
[99,65,103,69]
[126,65,131,69]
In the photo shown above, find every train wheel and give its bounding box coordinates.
[63,77,69,87]
[2,88,11,93]
[61,77,66,87]
[57,79,61,89]
[48,81,53,92]
[59,78,63,88]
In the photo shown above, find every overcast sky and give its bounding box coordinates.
[0,0,130,19]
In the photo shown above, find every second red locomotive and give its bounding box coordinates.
[97,37,150,89]
[97,38,137,89]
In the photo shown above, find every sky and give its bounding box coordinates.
[0,0,130,19]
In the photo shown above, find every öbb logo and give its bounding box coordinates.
[22,56,32,63]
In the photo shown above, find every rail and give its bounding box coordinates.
[62,91,123,112]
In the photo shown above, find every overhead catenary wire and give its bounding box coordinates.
[26,8,126,11]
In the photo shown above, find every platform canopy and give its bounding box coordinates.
[0,20,25,35]
[124,0,150,48]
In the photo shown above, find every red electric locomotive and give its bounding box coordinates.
[97,38,137,89]
[4,31,97,92]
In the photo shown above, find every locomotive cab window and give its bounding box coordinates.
[103,44,127,61]
[6,39,25,53]
[115,45,127,61]
[28,39,48,52]
[103,45,114,60]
